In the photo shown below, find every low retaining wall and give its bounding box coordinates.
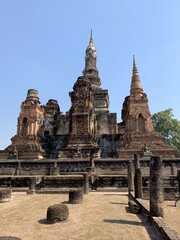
[0,175,178,200]
[0,158,179,176]
[34,189,78,194]
[129,192,180,240]
[35,190,68,194]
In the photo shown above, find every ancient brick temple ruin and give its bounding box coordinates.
[0,32,175,160]
[0,33,179,197]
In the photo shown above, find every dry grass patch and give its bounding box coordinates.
[0,192,158,240]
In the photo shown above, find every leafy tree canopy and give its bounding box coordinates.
[152,108,180,152]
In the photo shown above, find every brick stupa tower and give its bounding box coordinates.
[2,89,45,159]
[118,56,176,158]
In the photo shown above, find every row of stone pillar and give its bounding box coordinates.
[176,171,180,207]
[27,173,90,195]
[128,155,164,217]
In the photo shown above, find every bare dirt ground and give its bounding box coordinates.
[164,200,180,235]
[0,192,178,240]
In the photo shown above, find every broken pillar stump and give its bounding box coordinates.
[128,200,141,214]
[83,173,89,194]
[46,204,69,224]
[0,189,12,202]
[50,162,59,175]
[27,177,36,194]
[150,156,164,218]
[69,189,83,204]
[175,199,180,207]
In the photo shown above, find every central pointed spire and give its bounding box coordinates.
[90,29,93,42]
[86,30,96,59]
[133,55,140,77]
[83,31,101,88]
[130,55,143,95]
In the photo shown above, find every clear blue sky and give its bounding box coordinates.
[0,0,180,149]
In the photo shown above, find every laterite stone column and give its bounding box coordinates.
[175,170,180,207]
[134,154,143,198]
[127,160,134,193]
[177,170,180,196]
[150,156,164,217]
[83,173,89,194]
[27,177,36,194]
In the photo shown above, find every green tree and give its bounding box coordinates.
[152,108,180,152]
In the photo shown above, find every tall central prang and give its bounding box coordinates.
[64,31,117,157]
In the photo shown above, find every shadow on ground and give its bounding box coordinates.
[0,237,21,240]
[103,219,143,226]
[38,218,69,225]
[103,194,128,196]
[125,206,131,213]
[103,203,160,240]
[61,201,71,204]
[38,219,47,225]
[110,202,128,205]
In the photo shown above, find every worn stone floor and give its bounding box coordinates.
[0,191,175,240]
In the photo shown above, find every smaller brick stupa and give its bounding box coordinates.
[117,56,176,158]
[2,89,45,159]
